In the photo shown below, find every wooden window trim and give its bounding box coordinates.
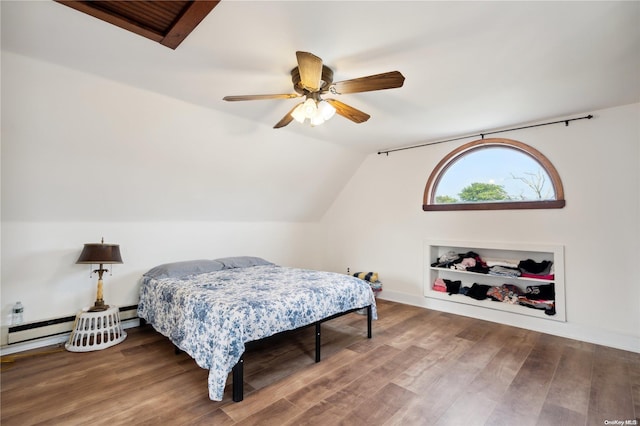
[423,138,565,211]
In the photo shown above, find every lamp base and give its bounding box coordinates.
[88,299,109,312]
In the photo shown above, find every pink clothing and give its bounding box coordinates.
[433,277,447,292]
[521,273,554,280]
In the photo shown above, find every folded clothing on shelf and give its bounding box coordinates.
[525,283,555,300]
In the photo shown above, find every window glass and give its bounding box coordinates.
[423,138,565,211]
[435,147,555,203]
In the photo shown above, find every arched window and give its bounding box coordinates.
[423,138,565,211]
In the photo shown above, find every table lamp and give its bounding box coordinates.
[76,237,123,312]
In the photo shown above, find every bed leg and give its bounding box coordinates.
[315,322,321,363]
[367,305,372,339]
[232,355,244,402]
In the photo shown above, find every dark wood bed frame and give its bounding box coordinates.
[148,304,373,402]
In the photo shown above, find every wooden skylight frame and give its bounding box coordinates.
[55,0,220,49]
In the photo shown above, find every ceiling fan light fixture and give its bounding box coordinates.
[291,103,306,123]
[302,98,317,118]
[317,100,336,120]
[290,98,336,126]
[310,114,325,126]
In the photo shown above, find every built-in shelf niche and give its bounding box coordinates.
[424,240,566,322]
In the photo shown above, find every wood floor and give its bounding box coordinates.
[1,299,638,425]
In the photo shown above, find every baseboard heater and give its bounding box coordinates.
[7,305,139,345]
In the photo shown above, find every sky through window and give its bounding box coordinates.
[435,147,555,203]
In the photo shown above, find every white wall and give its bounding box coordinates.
[2,49,639,354]
[322,103,640,353]
[1,221,324,323]
[1,52,364,223]
[0,52,360,324]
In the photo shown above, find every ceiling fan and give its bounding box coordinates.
[223,51,405,128]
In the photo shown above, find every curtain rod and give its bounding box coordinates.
[377,114,594,156]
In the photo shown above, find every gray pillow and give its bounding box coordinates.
[214,256,274,269]
[144,259,224,279]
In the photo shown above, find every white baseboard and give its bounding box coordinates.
[377,291,640,354]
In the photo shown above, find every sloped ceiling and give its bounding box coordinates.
[4,1,639,152]
[1,1,639,223]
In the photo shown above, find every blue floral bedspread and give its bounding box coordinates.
[137,265,377,400]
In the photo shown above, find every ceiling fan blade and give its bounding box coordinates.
[330,71,405,94]
[273,102,303,129]
[223,94,300,101]
[296,51,323,92]
[325,99,370,124]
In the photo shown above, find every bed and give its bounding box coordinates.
[137,256,377,401]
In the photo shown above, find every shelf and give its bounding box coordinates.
[424,240,565,322]
[425,290,557,320]
[429,267,555,283]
